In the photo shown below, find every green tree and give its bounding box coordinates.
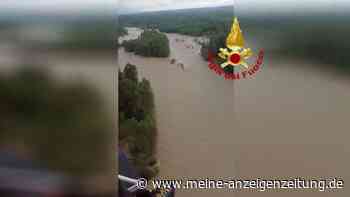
[118,64,158,179]
[123,30,170,58]
[123,63,138,83]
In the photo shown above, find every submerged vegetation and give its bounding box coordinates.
[200,31,228,61]
[119,64,158,178]
[122,30,170,57]
[120,6,232,36]
[120,6,350,72]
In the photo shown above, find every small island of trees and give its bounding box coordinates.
[119,63,159,179]
[122,30,170,58]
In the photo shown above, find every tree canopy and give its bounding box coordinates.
[120,6,350,72]
[119,64,158,178]
[122,30,170,58]
[120,6,232,37]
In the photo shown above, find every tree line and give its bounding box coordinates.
[120,7,350,72]
[119,6,232,37]
[120,6,232,61]
[119,63,159,178]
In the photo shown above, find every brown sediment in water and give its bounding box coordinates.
[119,28,350,197]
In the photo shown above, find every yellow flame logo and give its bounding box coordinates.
[218,17,252,69]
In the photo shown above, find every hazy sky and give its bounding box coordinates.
[118,0,345,13]
[0,0,348,14]
[118,0,233,13]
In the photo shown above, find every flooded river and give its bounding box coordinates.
[119,28,349,197]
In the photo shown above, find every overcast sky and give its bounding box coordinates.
[118,0,233,13]
[118,0,348,14]
[0,0,348,14]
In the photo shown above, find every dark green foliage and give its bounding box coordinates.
[122,30,170,57]
[120,6,233,37]
[118,64,158,178]
[123,63,138,83]
[120,6,233,61]
[121,6,350,71]
[200,31,228,61]
[138,79,154,116]
[123,39,138,52]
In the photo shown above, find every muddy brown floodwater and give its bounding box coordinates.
[119,28,349,197]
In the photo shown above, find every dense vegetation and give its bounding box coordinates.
[119,64,158,178]
[121,7,350,72]
[120,7,232,63]
[120,6,233,36]
[200,31,228,61]
[122,30,170,57]
[0,67,111,177]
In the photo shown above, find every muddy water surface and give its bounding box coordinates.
[119,28,349,197]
